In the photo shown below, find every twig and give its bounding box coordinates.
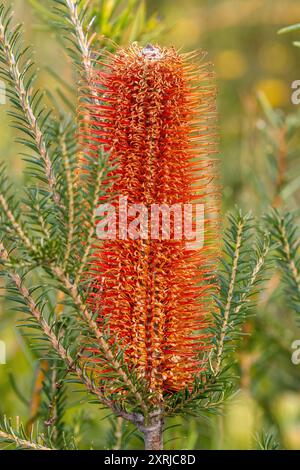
[0,192,34,251]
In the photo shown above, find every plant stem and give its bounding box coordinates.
[214,219,243,375]
[52,266,149,418]
[138,411,164,450]
[0,430,53,450]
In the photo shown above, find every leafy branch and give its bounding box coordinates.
[0,0,284,452]
[211,210,271,376]
[0,416,54,450]
[0,170,33,252]
[266,210,300,321]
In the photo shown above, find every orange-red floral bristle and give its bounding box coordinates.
[79,44,220,399]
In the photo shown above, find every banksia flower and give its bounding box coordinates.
[79,44,219,401]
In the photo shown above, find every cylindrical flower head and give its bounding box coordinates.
[80,44,219,400]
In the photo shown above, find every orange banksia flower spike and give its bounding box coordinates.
[79,43,220,401]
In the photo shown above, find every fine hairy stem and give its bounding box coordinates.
[0,241,134,421]
[60,134,75,268]
[214,220,244,375]
[280,221,300,294]
[52,266,149,417]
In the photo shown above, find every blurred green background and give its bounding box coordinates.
[1,0,300,449]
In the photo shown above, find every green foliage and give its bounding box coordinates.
[0,415,55,450]
[0,3,59,199]
[210,209,272,377]
[254,93,300,208]
[106,416,130,450]
[0,0,299,451]
[266,210,300,322]
[29,0,163,48]
[278,22,300,48]
[255,430,280,450]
